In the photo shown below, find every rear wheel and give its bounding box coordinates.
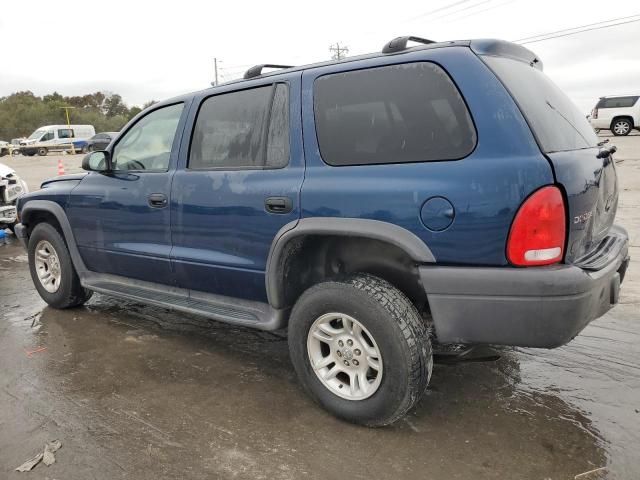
[612,118,632,136]
[28,223,92,308]
[288,274,432,426]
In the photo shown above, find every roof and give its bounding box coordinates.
[215,39,472,87]
[155,38,541,108]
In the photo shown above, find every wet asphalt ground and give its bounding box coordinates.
[1,134,639,479]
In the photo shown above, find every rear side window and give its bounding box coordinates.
[483,56,598,153]
[313,62,476,166]
[190,83,290,169]
[58,129,73,139]
[596,96,639,109]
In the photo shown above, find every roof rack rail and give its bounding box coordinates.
[244,64,294,79]
[382,36,436,54]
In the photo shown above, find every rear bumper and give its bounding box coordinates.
[589,118,609,129]
[420,227,630,348]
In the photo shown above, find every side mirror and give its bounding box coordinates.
[82,151,111,172]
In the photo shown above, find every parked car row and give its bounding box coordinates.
[19,125,96,156]
[1,129,119,156]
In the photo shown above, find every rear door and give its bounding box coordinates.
[482,55,618,262]
[170,73,304,302]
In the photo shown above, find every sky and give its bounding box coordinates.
[0,0,638,114]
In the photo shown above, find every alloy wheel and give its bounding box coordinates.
[34,240,62,293]
[307,312,383,400]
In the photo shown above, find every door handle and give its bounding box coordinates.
[148,193,168,208]
[265,196,293,214]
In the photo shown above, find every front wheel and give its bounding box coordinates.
[27,223,93,308]
[612,119,632,136]
[288,274,432,426]
[37,147,48,156]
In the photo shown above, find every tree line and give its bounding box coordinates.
[0,91,154,141]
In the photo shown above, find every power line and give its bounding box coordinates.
[425,0,492,22]
[513,14,640,45]
[440,0,515,24]
[404,0,476,22]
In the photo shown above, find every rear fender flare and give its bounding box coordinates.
[265,217,435,308]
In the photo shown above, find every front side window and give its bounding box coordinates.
[190,83,290,169]
[41,131,54,141]
[313,62,476,166]
[112,103,183,171]
[58,128,73,139]
[29,129,45,140]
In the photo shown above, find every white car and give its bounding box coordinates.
[20,124,96,156]
[0,163,29,232]
[589,95,639,136]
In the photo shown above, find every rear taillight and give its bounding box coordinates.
[592,108,598,119]
[507,186,566,266]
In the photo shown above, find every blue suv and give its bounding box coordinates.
[15,37,630,426]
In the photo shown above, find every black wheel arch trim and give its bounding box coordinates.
[19,200,88,274]
[265,217,436,308]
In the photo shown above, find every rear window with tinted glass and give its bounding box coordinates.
[313,62,476,166]
[190,84,290,169]
[596,96,639,108]
[483,56,598,153]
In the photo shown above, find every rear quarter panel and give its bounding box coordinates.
[300,47,554,266]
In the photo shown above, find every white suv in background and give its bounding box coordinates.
[590,95,640,136]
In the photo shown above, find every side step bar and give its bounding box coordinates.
[80,272,288,331]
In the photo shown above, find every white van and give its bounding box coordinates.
[589,95,640,136]
[20,125,96,156]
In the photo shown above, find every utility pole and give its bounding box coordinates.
[60,106,76,153]
[213,58,219,86]
[329,43,349,60]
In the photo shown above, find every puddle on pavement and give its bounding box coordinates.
[1,241,638,479]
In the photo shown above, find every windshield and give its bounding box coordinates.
[482,56,598,153]
[28,129,46,140]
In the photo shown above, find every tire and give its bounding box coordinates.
[612,118,632,136]
[288,273,432,427]
[27,223,92,308]
[37,147,48,156]
[82,145,89,154]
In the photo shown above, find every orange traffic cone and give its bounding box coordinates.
[57,158,65,176]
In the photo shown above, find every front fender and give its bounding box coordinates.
[18,199,87,274]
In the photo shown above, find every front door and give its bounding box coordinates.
[171,74,304,302]
[67,102,188,284]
